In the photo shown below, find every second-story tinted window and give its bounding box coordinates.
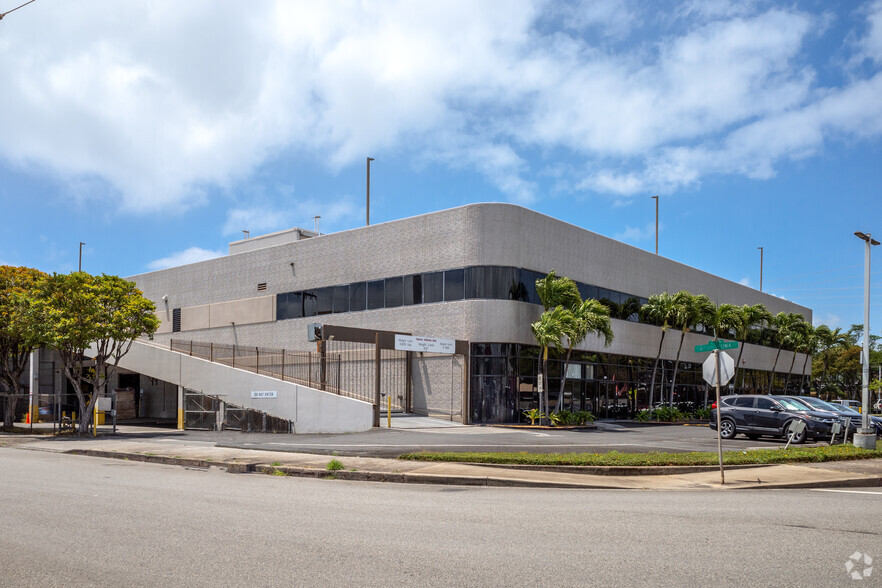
[350,282,366,312]
[423,271,444,303]
[444,269,464,301]
[385,277,403,308]
[367,280,385,310]
[403,274,422,305]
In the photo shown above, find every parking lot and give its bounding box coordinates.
[79,417,838,458]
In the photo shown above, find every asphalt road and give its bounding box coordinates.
[107,420,835,458]
[2,448,879,586]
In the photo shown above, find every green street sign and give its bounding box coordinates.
[694,340,739,353]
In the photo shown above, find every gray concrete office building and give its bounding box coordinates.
[129,203,811,425]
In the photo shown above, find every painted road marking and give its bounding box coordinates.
[811,489,882,496]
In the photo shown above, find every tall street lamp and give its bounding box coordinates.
[757,247,763,292]
[366,157,374,226]
[854,231,879,449]
[78,241,85,272]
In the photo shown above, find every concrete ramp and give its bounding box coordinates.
[92,341,373,434]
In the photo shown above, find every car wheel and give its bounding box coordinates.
[785,421,807,444]
[719,419,736,439]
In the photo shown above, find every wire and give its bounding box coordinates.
[764,263,863,283]
[0,0,37,20]
[768,281,882,294]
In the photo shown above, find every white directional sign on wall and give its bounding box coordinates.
[251,391,278,399]
[702,352,735,386]
[394,334,456,354]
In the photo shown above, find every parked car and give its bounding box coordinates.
[822,401,882,436]
[830,400,863,412]
[782,396,866,437]
[708,395,837,443]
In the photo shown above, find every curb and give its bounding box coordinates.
[60,448,882,490]
[470,462,771,475]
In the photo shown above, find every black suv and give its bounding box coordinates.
[708,395,837,443]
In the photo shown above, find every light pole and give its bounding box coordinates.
[651,195,658,254]
[78,241,85,272]
[366,157,374,226]
[854,231,879,449]
[757,247,763,292]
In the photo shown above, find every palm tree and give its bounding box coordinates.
[554,298,614,412]
[797,325,819,393]
[535,270,580,311]
[641,292,678,415]
[732,304,772,391]
[814,325,850,397]
[767,312,806,394]
[783,321,813,393]
[530,272,582,422]
[607,296,642,321]
[531,306,571,422]
[668,292,715,406]
[705,303,741,340]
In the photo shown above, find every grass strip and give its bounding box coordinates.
[399,443,882,467]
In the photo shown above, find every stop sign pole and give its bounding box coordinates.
[697,340,738,486]
[713,349,724,485]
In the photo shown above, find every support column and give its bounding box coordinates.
[177,385,184,430]
[29,350,38,423]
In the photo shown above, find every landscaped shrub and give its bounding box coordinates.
[523,408,544,425]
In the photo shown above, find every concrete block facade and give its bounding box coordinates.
[127,203,812,424]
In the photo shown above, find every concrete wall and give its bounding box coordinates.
[92,341,373,434]
[128,203,811,373]
[412,354,464,420]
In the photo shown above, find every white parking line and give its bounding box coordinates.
[811,489,882,495]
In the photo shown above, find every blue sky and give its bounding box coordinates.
[1,0,881,332]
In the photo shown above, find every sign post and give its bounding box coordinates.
[713,350,724,485]
[698,342,738,486]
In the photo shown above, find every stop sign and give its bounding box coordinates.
[703,351,735,385]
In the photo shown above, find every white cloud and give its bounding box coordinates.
[814,313,842,328]
[0,2,880,211]
[147,247,224,271]
[739,277,751,287]
[223,196,361,237]
[614,224,654,243]
[855,0,882,65]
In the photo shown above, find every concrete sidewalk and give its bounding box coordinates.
[3,431,882,490]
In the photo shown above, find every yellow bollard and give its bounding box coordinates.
[387,394,391,428]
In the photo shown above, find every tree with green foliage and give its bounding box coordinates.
[553,298,613,413]
[767,312,806,394]
[0,266,48,429]
[641,292,678,415]
[32,272,158,434]
[796,324,819,393]
[668,292,714,406]
[732,304,772,390]
[535,270,581,311]
[530,305,571,423]
[814,325,850,395]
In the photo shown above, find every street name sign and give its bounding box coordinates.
[694,340,739,353]
[702,352,735,386]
